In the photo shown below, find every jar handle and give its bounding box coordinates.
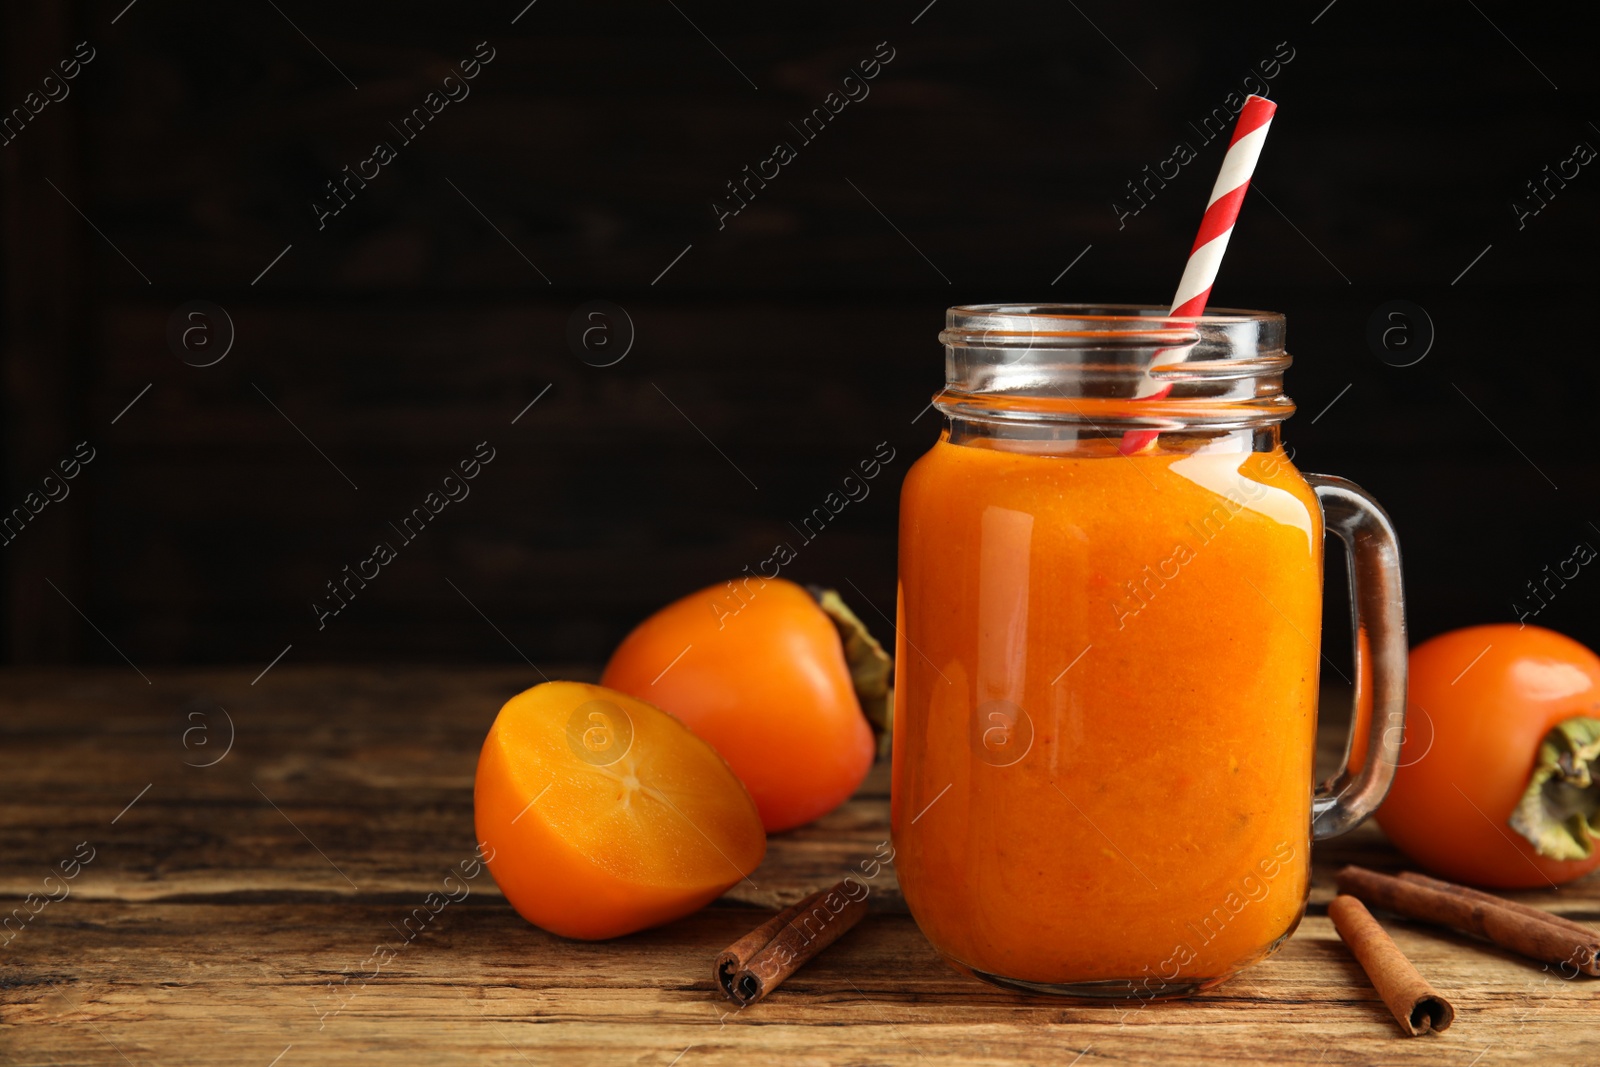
[1306,474,1408,840]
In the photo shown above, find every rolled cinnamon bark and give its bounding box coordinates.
[1329,894,1455,1036]
[715,879,869,1005]
[1396,870,1599,944]
[1337,865,1600,976]
[716,892,821,1002]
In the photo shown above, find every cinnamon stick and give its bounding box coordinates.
[1396,870,1600,944]
[715,879,869,1004]
[715,894,815,1002]
[1328,894,1455,1036]
[1336,865,1600,976]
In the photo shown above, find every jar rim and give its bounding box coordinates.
[936,303,1292,434]
[942,303,1284,348]
[947,302,1282,323]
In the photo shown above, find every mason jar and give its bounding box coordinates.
[891,305,1407,998]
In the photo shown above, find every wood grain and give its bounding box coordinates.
[4,667,1599,1064]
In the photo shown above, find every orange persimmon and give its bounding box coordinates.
[1377,624,1600,888]
[601,579,884,833]
[474,681,765,939]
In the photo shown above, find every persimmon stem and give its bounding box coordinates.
[810,586,894,760]
[1510,717,1600,861]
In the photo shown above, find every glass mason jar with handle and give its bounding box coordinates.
[891,305,1406,999]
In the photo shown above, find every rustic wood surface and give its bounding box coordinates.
[3,666,1598,1065]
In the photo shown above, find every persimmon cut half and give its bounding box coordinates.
[474,681,766,940]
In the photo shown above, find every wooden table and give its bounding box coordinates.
[3,667,1596,1065]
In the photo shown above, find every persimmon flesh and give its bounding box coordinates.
[602,579,878,832]
[474,681,766,939]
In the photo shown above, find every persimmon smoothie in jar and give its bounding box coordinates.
[891,306,1408,998]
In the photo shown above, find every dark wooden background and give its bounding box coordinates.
[2,0,1597,669]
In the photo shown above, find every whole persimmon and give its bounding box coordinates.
[1377,624,1600,888]
[474,681,766,939]
[602,579,888,832]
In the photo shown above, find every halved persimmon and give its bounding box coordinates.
[474,681,766,939]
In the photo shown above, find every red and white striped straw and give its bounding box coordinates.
[1120,94,1277,454]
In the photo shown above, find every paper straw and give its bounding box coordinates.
[1119,94,1277,454]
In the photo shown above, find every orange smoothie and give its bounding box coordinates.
[892,434,1323,995]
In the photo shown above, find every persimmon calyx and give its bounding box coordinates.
[1510,716,1600,861]
[811,586,894,760]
